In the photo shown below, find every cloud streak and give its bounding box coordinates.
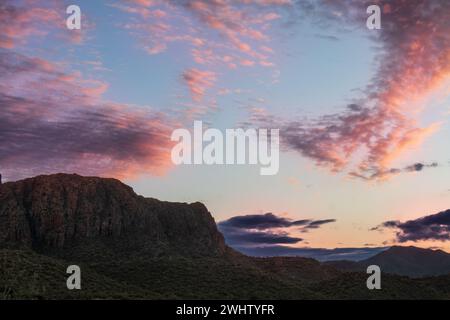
[0,1,181,182]
[351,161,439,180]
[182,68,216,102]
[0,50,175,181]
[374,209,450,243]
[113,0,289,103]
[252,0,450,180]
[0,0,86,48]
[218,213,335,247]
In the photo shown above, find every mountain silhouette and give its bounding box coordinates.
[0,174,449,299]
[325,246,450,278]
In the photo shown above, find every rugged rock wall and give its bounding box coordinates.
[0,174,226,257]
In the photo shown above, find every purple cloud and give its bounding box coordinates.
[374,209,450,242]
[218,213,335,247]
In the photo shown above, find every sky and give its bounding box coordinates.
[1,0,450,256]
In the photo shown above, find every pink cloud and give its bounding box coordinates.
[113,0,289,103]
[253,0,450,180]
[0,50,175,181]
[0,0,88,48]
[182,68,216,102]
[241,59,256,67]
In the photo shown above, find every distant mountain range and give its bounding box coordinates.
[0,174,449,299]
[325,246,450,278]
[233,245,389,262]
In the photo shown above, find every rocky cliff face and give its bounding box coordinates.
[0,174,226,257]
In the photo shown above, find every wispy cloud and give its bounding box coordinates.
[0,0,87,48]
[112,0,289,104]
[0,50,175,181]
[0,1,179,181]
[252,0,450,180]
[182,68,216,102]
[0,0,60,48]
[350,162,440,180]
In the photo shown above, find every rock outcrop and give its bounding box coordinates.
[0,174,226,257]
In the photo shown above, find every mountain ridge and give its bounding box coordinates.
[0,173,227,258]
[1,173,449,299]
[325,245,450,278]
